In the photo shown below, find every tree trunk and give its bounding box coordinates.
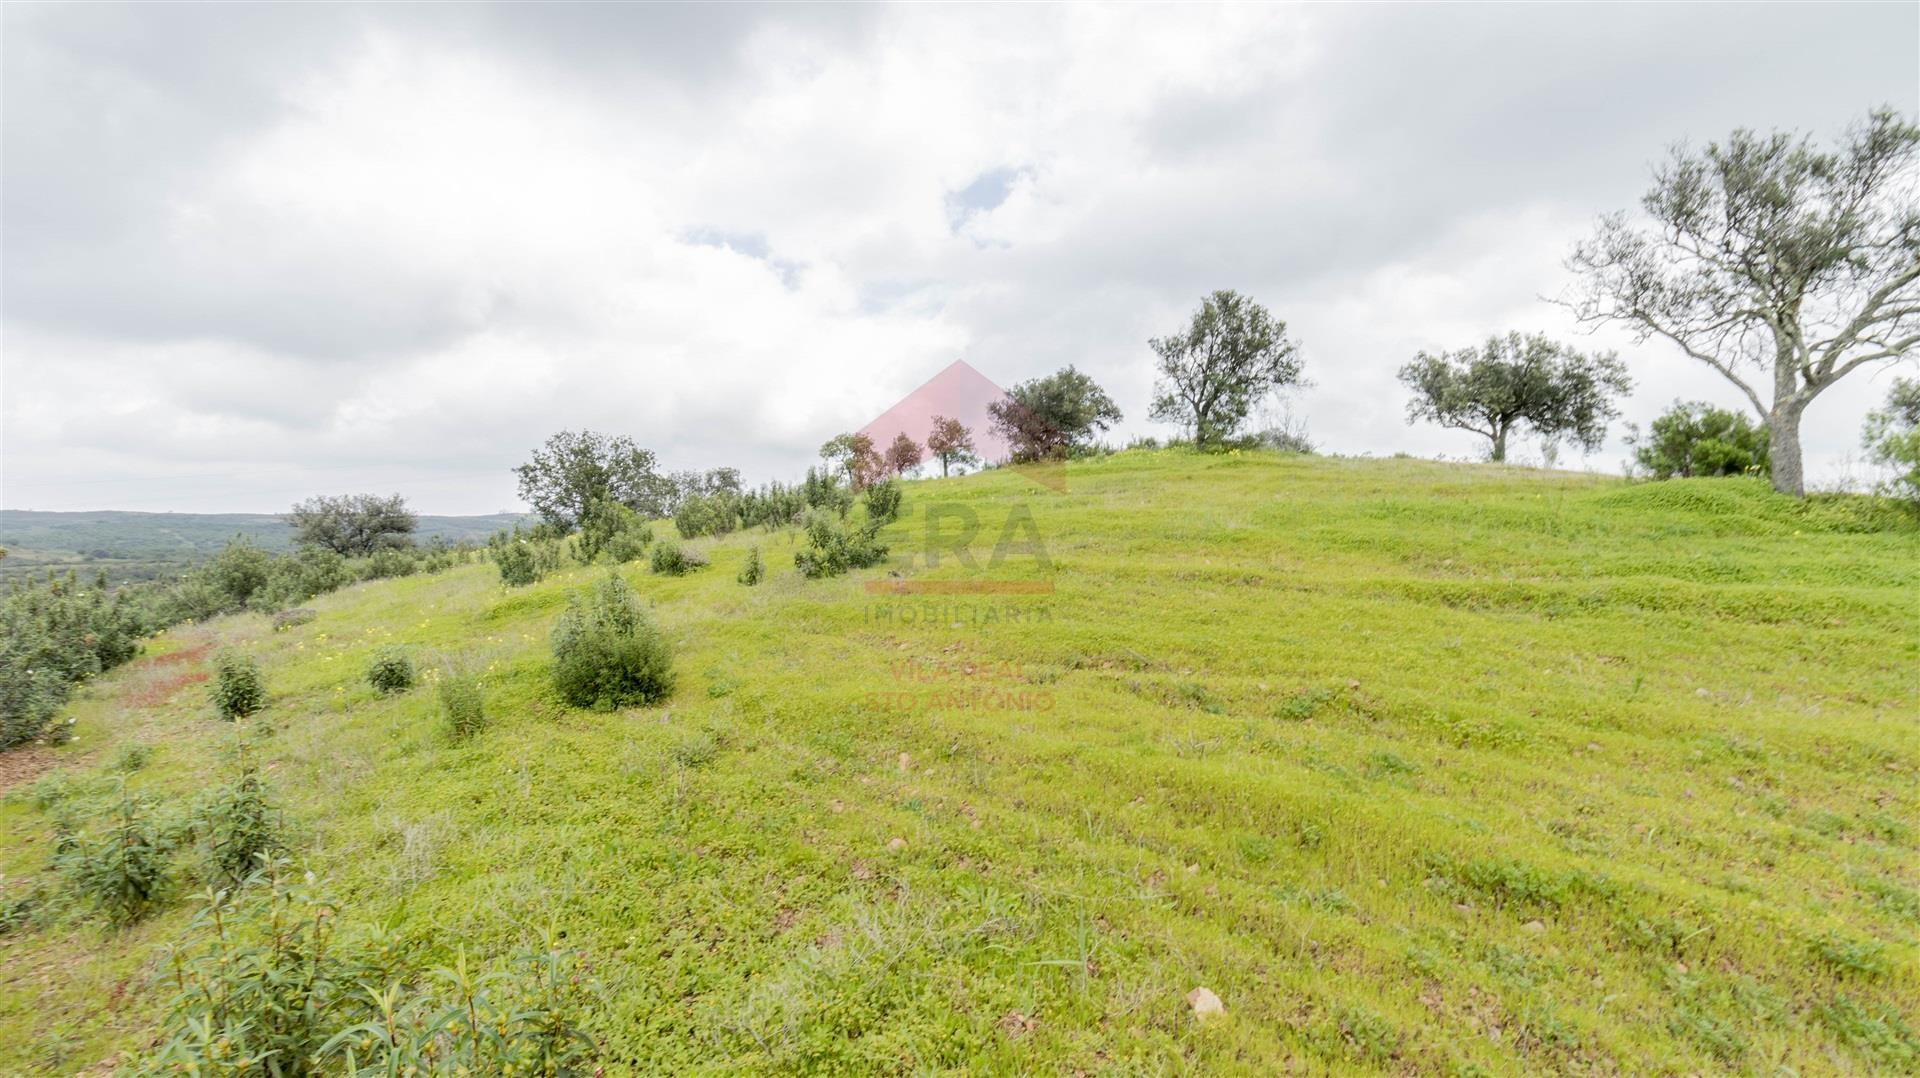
[1767,403,1806,497]
[1491,423,1509,463]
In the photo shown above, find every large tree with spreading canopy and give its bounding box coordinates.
[1565,108,1920,496]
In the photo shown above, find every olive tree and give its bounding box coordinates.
[287,494,417,555]
[987,366,1122,462]
[1399,333,1632,462]
[1149,290,1304,446]
[1566,108,1919,496]
[513,431,672,528]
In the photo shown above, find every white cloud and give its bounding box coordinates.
[2,3,1914,510]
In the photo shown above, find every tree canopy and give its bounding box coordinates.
[1398,333,1631,462]
[513,431,672,528]
[287,494,417,556]
[1566,107,1920,496]
[988,366,1122,462]
[1148,290,1304,446]
[883,433,923,478]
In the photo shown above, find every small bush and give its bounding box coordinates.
[650,542,707,576]
[794,515,888,579]
[438,667,487,740]
[194,751,286,888]
[863,479,903,524]
[62,788,171,926]
[357,548,418,581]
[737,547,764,586]
[108,743,154,773]
[209,650,266,720]
[147,863,601,1075]
[1631,400,1769,478]
[551,574,676,710]
[495,541,542,587]
[365,646,415,695]
[270,608,317,632]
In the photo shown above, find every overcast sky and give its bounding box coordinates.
[3,2,1915,513]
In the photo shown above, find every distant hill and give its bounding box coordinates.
[0,509,531,581]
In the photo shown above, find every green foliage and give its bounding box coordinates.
[61,787,171,926]
[143,862,412,1076]
[192,749,287,888]
[1632,400,1770,478]
[649,541,708,576]
[288,493,418,556]
[209,649,266,720]
[1400,333,1632,461]
[819,432,884,489]
[494,539,541,587]
[736,546,764,587]
[436,667,487,740]
[578,498,653,563]
[1862,376,1920,508]
[862,478,903,524]
[987,366,1123,462]
[253,545,355,610]
[674,492,740,539]
[356,548,418,581]
[364,646,415,695]
[514,429,673,528]
[1149,290,1305,445]
[550,574,675,710]
[1,570,141,747]
[204,536,274,607]
[793,514,888,579]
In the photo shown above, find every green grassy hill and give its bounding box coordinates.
[3,451,1916,1073]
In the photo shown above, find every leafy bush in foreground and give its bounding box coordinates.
[794,514,888,579]
[495,541,541,587]
[209,650,266,720]
[62,788,171,926]
[192,750,287,888]
[365,646,415,695]
[145,862,600,1076]
[551,575,676,709]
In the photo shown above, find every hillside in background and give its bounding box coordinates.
[1,451,1915,1073]
[0,509,531,582]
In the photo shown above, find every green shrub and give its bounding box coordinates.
[551,575,676,710]
[146,862,602,1076]
[357,548,418,581]
[365,646,415,695]
[737,547,764,586]
[579,499,652,563]
[62,788,171,926]
[252,546,354,611]
[209,650,266,720]
[194,751,286,888]
[271,607,317,632]
[863,479,903,524]
[1631,400,1770,478]
[793,514,888,579]
[437,667,487,740]
[495,541,542,587]
[1863,377,1920,509]
[649,542,708,576]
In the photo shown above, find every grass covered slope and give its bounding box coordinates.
[3,452,1917,1073]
